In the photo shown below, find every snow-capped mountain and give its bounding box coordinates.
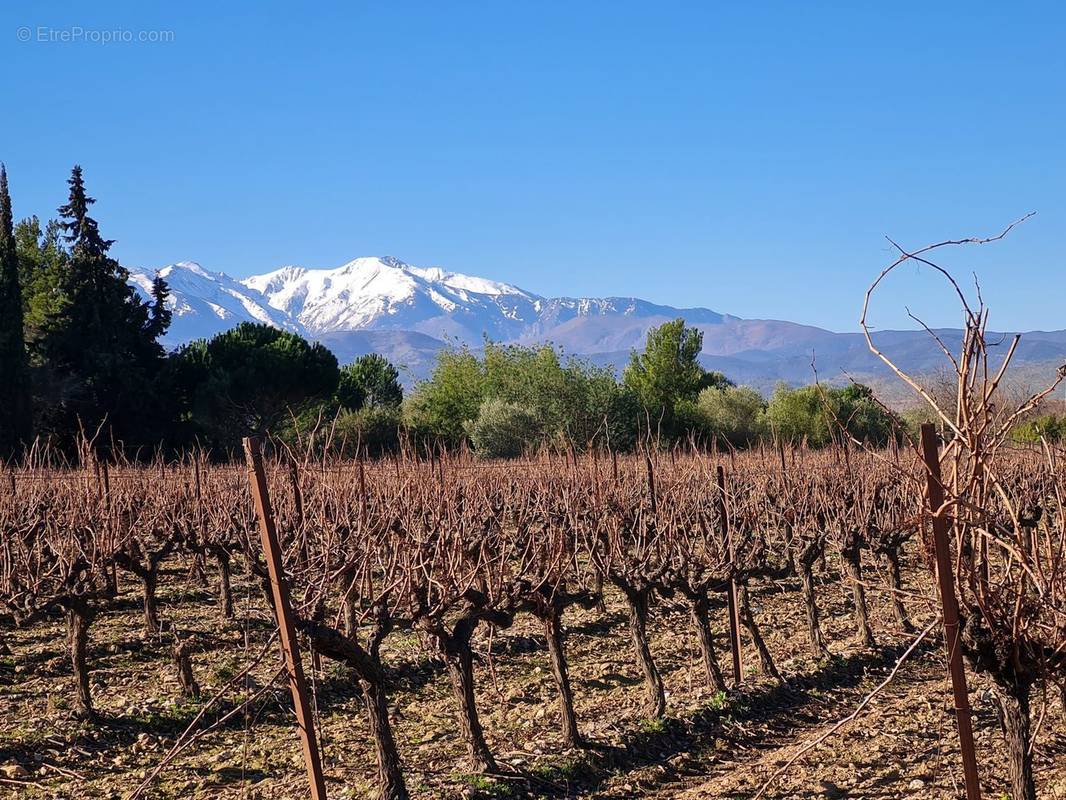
[129,256,1066,395]
[243,256,540,342]
[131,256,740,349]
[128,261,298,345]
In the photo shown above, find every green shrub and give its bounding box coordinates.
[464,399,540,458]
[334,405,403,455]
[696,385,767,445]
[1012,414,1063,444]
[765,383,832,447]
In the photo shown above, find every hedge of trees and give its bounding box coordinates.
[397,320,909,457]
[1,165,171,457]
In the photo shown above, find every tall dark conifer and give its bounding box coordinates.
[36,165,166,452]
[0,165,32,459]
[58,166,114,258]
[146,273,172,339]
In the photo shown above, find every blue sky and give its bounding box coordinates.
[1,2,1063,332]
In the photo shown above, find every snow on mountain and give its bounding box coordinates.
[132,255,741,351]
[128,255,754,383]
[126,256,1066,396]
[242,256,538,342]
[236,256,746,349]
[128,261,299,346]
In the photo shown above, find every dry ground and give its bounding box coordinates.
[2,557,1065,799]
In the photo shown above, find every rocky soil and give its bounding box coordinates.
[2,557,1064,799]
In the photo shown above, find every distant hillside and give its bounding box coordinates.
[129,257,1066,399]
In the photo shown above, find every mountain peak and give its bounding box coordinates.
[129,261,298,342]
[237,256,538,336]
[126,256,1066,396]
[132,255,732,351]
[162,261,225,280]
[335,256,402,273]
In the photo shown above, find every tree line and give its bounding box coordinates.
[0,165,171,458]
[0,165,406,460]
[0,163,912,462]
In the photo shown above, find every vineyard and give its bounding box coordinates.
[2,439,1065,799]
[2,235,1066,800]
[2,3,1064,794]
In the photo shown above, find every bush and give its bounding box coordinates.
[1012,414,1063,445]
[834,383,897,446]
[404,343,643,452]
[765,384,832,447]
[334,405,403,456]
[402,349,485,444]
[696,385,767,445]
[464,399,540,459]
[764,382,897,448]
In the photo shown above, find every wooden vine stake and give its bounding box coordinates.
[919,424,981,800]
[243,436,328,800]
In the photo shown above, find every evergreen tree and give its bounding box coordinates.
[58,166,114,257]
[623,318,707,439]
[146,273,172,339]
[0,165,32,458]
[15,215,68,338]
[169,322,339,447]
[34,166,167,451]
[335,353,402,410]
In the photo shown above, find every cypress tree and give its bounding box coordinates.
[0,164,32,459]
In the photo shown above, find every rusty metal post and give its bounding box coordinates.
[717,465,743,686]
[243,437,328,800]
[920,424,981,800]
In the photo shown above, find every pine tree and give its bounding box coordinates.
[335,353,403,410]
[58,166,114,258]
[622,318,706,439]
[0,165,32,459]
[146,273,172,339]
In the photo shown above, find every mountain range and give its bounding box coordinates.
[128,257,1066,402]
